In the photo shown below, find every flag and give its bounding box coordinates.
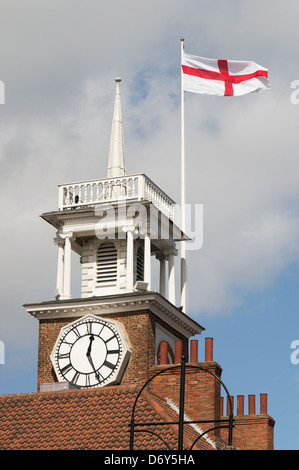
[182,52,270,96]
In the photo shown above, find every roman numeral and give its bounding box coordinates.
[103,360,115,370]
[72,326,81,338]
[58,352,70,360]
[96,370,105,382]
[85,374,91,387]
[71,371,80,384]
[107,349,120,355]
[104,335,115,344]
[61,363,72,375]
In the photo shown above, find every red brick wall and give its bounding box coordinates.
[148,361,223,441]
[220,415,275,450]
[148,359,275,450]
[37,310,188,390]
[37,318,62,388]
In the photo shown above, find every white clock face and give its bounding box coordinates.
[51,315,130,388]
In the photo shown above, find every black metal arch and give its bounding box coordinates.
[129,356,234,450]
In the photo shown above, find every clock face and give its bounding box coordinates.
[51,315,130,388]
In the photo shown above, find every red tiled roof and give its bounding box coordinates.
[0,385,217,450]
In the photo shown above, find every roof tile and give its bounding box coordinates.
[0,385,217,450]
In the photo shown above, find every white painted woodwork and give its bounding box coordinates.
[144,233,151,291]
[60,233,72,300]
[158,255,166,298]
[55,236,64,299]
[107,78,125,178]
[58,173,174,221]
[168,252,176,306]
[125,227,134,291]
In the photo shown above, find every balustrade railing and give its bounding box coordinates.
[58,174,175,220]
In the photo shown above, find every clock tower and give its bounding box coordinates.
[24,78,204,391]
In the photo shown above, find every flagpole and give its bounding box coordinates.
[180,37,187,313]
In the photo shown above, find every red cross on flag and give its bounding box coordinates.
[182,52,270,96]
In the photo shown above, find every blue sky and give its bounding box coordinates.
[0,0,299,450]
[201,264,299,450]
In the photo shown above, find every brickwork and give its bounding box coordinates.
[220,415,275,450]
[145,342,275,450]
[148,361,223,442]
[37,309,188,390]
[37,318,63,388]
[220,393,275,450]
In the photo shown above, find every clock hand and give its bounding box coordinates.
[87,355,101,380]
[86,335,100,380]
[86,334,94,357]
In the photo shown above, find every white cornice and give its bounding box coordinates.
[23,292,204,338]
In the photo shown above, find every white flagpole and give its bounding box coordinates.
[180,37,187,313]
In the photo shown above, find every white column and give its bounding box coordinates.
[144,233,151,290]
[156,253,166,298]
[61,232,73,300]
[126,228,134,291]
[168,252,176,306]
[160,258,166,297]
[54,235,64,299]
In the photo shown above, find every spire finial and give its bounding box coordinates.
[107,78,125,178]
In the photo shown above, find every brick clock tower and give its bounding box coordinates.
[24,79,204,392]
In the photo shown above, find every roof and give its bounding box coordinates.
[0,384,217,450]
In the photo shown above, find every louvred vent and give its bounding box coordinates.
[136,246,144,282]
[96,242,117,286]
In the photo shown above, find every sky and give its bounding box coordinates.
[0,0,298,450]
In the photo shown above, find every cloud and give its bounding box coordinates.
[0,1,299,362]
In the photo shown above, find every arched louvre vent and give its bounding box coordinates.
[96,241,117,286]
[136,246,144,282]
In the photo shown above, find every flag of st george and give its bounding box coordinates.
[182,52,270,96]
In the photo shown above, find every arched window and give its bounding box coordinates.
[96,241,117,287]
[136,245,144,282]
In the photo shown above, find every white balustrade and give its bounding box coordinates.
[58,174,174,220]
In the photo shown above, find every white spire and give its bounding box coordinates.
[107,78,126,178]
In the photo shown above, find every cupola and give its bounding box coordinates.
[41,78,188,305]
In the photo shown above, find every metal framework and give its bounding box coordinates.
[129,357,234,450]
